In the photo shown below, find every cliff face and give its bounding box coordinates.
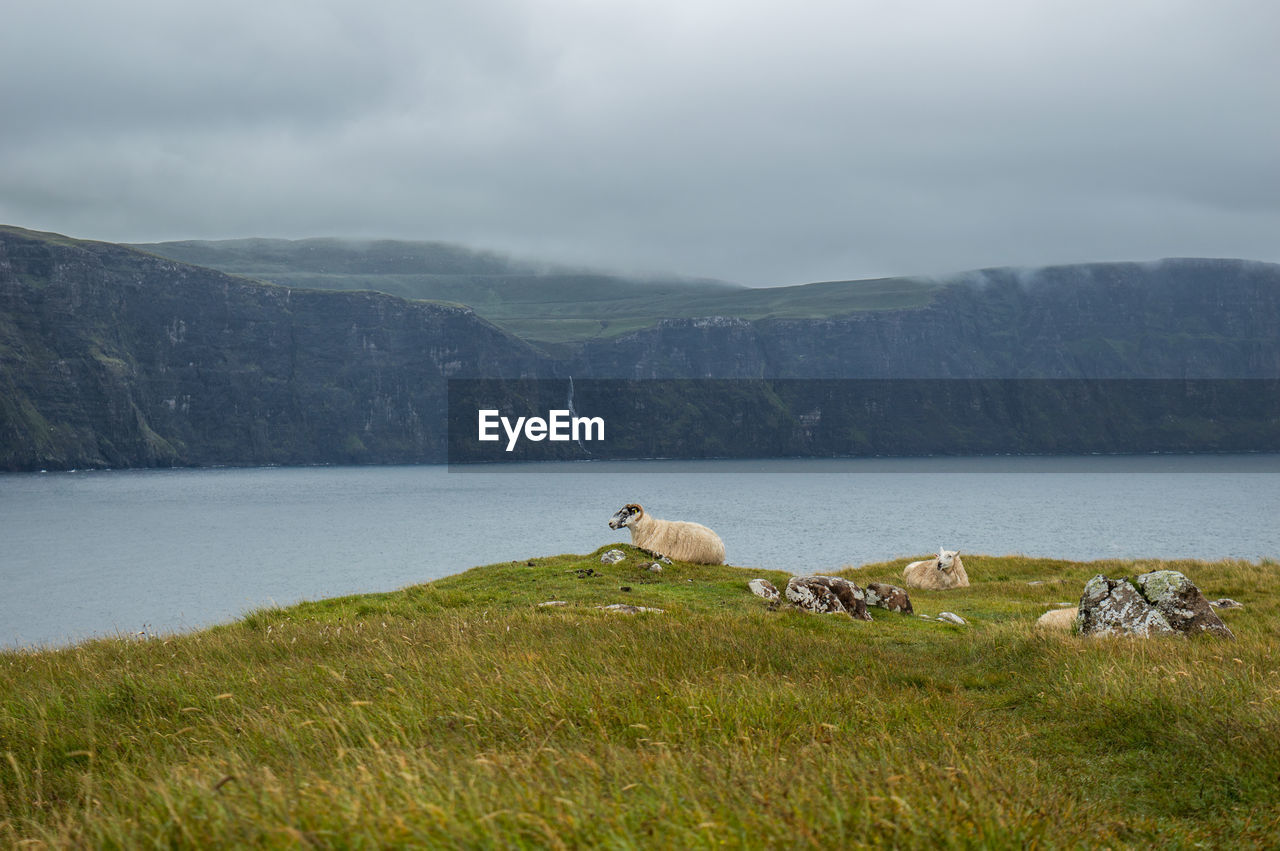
[4,226,1279,471]
[0,228,550,470]
[568,260,1280,378]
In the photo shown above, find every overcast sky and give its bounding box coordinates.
[2,1,1277,285]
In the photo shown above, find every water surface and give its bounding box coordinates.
[3,455,1277,648]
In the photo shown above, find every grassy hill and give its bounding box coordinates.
[2,549,1276,846]
[133,238,941,343]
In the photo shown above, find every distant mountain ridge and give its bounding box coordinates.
[133,237,936,344]
[3,225,1279,470]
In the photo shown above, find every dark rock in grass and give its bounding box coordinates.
[1210,598,1244,610]
[785,576,872,621]
[748,578,780,601]
[1135,570,1234,638]
[1077,575,1174,637]
[601,549,626,564]
[865,582,913,614]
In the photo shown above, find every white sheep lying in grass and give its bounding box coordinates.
[903,547,969,590]
[608,503,725,565]
[1036,607,1078,630]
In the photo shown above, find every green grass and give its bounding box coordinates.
[3,549,1278,847]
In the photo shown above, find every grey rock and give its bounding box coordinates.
[1210,598,1244,609]
[865,582,913,614]
[785,576,872,621]
[537,600,569,607]
[936,612,966,626]
[600,549,626,564]
[1136,570,1234,638]
[647,563,664,573]
[748,578,780,601]
[597,604,664,614]
[1077,575,1174,637]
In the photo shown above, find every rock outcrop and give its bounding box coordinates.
[784,576,872,621]
[1076,572,1232,638]
[1135,570,1234,638]
[748,579,780,601]
[865,582,913,614]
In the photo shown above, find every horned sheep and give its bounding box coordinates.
[902,547,969,590]
[608,503,725,565]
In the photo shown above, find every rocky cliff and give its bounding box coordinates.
[0,227,549,470]
[567,260,1280,378]
[3,226,1279,470]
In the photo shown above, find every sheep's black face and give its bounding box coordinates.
[609,504,642,529]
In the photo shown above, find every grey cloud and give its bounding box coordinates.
[1,0,1278,285]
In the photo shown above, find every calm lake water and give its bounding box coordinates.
[3,456,1278,648]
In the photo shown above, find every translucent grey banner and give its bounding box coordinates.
[446,378,1280,470]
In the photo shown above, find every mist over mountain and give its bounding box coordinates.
[4,226,1279,470]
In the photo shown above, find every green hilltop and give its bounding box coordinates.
[2,548,1277,846]
[133,237,942,343]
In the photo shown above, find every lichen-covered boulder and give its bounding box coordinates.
[1135,570,1234,638]
[600,549,626,564]
[1077,575,1174,637]
[785,576,872,621]
[865,582,913,614]
[748,578,780,601]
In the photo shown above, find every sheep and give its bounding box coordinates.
[1036,607,1078,631]
[902,547,969,590]
[607,503,725,565]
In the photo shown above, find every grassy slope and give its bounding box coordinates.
[236,273,941,344]
[2,550,1278,847]
[132,238,940,344]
